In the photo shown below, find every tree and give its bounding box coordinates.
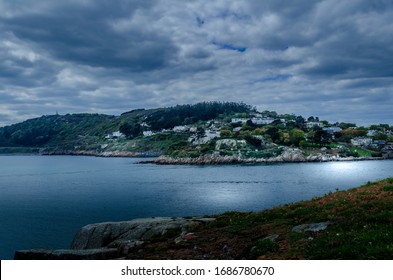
[246,119,257,129]
[289,129,305,146]
[119,122,141,139]
[244,134,262,147]
[373,132,388,141]
[295,116,306,130]
[266,127,280,143]
[10,130,24,145]
[307,116,315,122]
[196,127,206,139]
[339,122,357,129]
[312,127,330,144]
[145,101,254,130]
[220,129,232,138]
[340,129,367,138]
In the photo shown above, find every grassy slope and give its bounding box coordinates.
[126,177,393,260]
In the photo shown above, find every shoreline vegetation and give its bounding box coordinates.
[15,177,393,260]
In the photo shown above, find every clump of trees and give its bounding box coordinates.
[145,102,254,131]
[0,114,115,147]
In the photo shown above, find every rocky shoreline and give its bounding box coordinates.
[9,147,389,164]
[145,148,386,165]
[14,217,216,260]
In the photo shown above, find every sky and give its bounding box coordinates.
[0,0,392,127]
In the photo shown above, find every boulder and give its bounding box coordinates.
[292,222,330,233]
[262,234,279,242]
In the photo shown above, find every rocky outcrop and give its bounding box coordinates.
[71,217,214,249]
[266,148,306,162]
[14,217,216,260]
[149,147,384,165]
[152,148,307,165]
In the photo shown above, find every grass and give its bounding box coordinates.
[126,177,393,260]
[349,147,373,157]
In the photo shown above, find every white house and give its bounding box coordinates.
[173,126,189,132]
[251,117,275,125]
[188,129,220,145]
[189,126,198,133]
[367,130,378,137]
[306,122,325,129]
[231,118,249,123]
[105,131,125,139]
[323,127,342,134]
[351,137,372,147]
[143,131,155,137]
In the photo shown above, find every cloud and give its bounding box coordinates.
[1,0,178,72]
[0,0,392,127]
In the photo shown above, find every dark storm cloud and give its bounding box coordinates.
[1,0,178,72]
[0,0,392,126]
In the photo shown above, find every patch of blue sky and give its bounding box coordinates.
[212,40,247,52]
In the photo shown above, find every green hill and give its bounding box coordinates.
[0,101,392,160]
[0,102,254,155]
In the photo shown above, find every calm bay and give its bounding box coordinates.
[0,155,392,259]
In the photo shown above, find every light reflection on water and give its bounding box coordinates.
[0,156,392,259]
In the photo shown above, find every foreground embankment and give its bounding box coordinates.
[15,177,393,260]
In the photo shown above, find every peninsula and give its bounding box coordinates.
[1,102,392,163]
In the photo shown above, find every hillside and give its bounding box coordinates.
[0,102,392,161]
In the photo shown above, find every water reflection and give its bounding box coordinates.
[0,156,392,259]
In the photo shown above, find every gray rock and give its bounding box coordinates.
[292,222,330,233]
[262,234,279,242]
[71,217,214,249]
[14,248,119,260]
[114,240,145,255]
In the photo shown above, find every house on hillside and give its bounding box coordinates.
[105,131,125,139]
[251,117,275,125]
[367,130,378,137]
[188,129,220,145]
[231,117,275,125]
[306,121,325,129]
[323,126,342,134]
[173,126,189,132]
[143,130,155,137]
[351,137,372,147]
[231,118,249,124]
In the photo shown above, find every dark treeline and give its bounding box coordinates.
[145,101,254,131]
[0,114,114,147]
